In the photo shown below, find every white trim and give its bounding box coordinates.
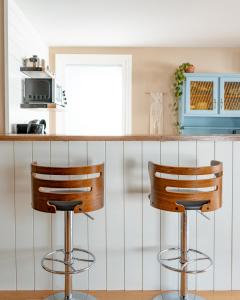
[55,54,132,135]
[4,0,9,133]
[122,55,132,134]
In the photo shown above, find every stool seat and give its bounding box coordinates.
[168,188,209,210]
[177,200,209,210]
[49,200,81,211]
[47,188,87,211]
[148,194,208,210]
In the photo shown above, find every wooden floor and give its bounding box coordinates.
[1,291,240,300]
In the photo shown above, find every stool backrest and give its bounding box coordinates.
[31,162,104,213]
[148,160,223,213]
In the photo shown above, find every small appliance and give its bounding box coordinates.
[16,119,46,134]
[24,78,64,106]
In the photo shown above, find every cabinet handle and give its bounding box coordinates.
[220,99,223,110]
[213,99,216,109]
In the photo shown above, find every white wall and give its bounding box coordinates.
[0,139,238,291]
[6,0,49,133]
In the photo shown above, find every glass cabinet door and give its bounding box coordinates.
[185,76,218,115]
[220,78,240,115]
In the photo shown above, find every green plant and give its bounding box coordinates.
[176,121,184,133]
[173,62,192,111]
[173,62,193,133]
[174,62,192,98]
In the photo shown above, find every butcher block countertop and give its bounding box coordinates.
[0,134,239,141]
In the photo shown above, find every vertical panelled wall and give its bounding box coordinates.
[0,140,238,291]
[7,0,49,133]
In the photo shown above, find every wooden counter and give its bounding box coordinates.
[0,134,240,141]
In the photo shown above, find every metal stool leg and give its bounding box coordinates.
[65,211,73,300]
[180,211,188,299]
[43,211,96,300]
[153,211,206,300]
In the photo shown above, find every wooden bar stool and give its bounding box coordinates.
[31,162,104,300]
[148,160,223,300]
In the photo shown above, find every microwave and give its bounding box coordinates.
[24,78,64,105]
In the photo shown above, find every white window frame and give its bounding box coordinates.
[55,54,132,135]
[4,0,10,133]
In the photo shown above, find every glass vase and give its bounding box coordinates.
[149,92,164,135]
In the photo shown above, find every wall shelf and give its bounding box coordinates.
[20,103,65,110]
[20,67,54,78]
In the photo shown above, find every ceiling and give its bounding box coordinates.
[14,0,240,47]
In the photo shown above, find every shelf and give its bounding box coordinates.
[20,67,54,78]
[20,103,66,110]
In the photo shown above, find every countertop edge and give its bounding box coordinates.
[0,134,239,141]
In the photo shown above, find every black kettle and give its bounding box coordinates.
[27,119,46,134]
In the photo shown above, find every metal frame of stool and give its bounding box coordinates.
[42,211,96,300]
[148,160,223,300]
[31,162,104,300]
[153,212,212,300]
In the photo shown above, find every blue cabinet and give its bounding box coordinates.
[185,76,218,116]
[179,73,240,135]
[220,77,240,116]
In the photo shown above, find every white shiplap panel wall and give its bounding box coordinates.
[232,141,240,289]
[214,141,232,290]
[0,142,15,289]
[50,141,69,290]
[124,141,143,290]
[87,141,106,290]
[32,142,52,290]
[196,141,215,290]
[0,140,238,291]
[160,141,179,291]
[179,141,197,291]
[14,141,34,290]
[69,141,88,291]
[142,141,161,290]
[105,142,125,290]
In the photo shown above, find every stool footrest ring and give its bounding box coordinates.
[41,248,96,275]
[158,247,213,274]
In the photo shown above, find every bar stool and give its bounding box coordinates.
[148,160,223,300]
[31,162,104,300]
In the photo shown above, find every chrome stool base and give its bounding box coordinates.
[153,292,206,300]
[44,291,96,300]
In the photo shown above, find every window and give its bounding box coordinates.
[55,54,132,135]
